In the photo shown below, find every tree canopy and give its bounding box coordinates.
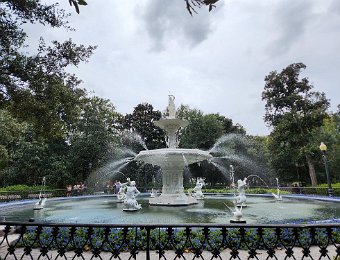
[262,63,329,186]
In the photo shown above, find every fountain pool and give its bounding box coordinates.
[1,195,339,224]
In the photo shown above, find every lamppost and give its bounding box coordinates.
[319,142,333,197]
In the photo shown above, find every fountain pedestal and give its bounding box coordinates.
[135,95,212,206]
[150,164,197,206]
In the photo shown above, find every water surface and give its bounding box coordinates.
[1,195,339,224]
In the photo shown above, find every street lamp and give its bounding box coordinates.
[319,142,333,197]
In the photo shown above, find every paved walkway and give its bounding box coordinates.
[0,246,338,259]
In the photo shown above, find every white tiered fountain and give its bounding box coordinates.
[135,95,212,206]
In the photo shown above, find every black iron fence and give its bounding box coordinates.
[0,222,339,259]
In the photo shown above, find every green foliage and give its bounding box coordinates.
[69,96,122,182]
[0,184,50,192]
[178,107,224,150]
[123,103,165,150]
[15,225,339,254]
[177,105,244,150]
[312,108,340,183]
[0,0,100,188]
[202,188,291,195]
[262,63,330,186]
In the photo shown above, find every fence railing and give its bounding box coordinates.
[0,222,339,259]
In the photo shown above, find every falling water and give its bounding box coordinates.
[94,157,134,181]
[210,161,231,181]
[209,134,251,154]
[246,174,269,188]
[122,131,148,150]
[182,154,189,167]
[212,154,254,167]
[111,147,137,158]
[276,177,281,196]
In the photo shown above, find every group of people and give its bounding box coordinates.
[66,183,87,197]
[104,180,122,194]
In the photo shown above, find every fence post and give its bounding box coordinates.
[146,226,151,260]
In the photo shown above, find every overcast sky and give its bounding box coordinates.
[25,0,340,136]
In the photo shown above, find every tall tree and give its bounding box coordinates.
[262,63,329,186]
[312,106,340,183]
[69,96,122,182]
[123,103,166,150]
[0,0,98,187]
[177,105,245,150]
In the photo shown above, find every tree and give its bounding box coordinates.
[69,96,122,182]
[185,0,220,15]
[123,103,166,150]
[177,105,245,150]
[178,108,224,150]
[214,114,246,135]
[0,109,28,172]
[1,1,96,139]
[0,0,100,187]
[67,0,220,16]
[312,106,340,183]
[262,63,329,186]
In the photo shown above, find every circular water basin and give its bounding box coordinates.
[1,195,339,224]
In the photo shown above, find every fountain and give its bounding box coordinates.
[135,95,212,206]
[33,177,47,210]
[272,177,283,201]
[150,175,157,198]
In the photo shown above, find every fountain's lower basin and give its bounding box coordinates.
[1,195,339,224]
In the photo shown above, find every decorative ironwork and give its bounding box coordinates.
[0,222,339,259]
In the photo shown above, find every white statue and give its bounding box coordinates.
[225,203,244,222]
[117,178,130,202]
[123,180,142,211]
[167,95,176,119]
[235,178,247,206]
[190,177,205,200]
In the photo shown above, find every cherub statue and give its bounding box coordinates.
[123,180,142,211]
[235,178,247,206]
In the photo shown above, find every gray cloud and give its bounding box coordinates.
[329,0,340,15]
[268,1,314,55]
[141,0,217,51]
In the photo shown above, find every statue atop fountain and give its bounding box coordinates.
[168,95,176,119]
[123,180,142,211]
[190,177,205,200]
[136,95,212,206]
[235,177,247,207]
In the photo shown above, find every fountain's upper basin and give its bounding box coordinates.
[154,118,189,130]
[135,148,212,167]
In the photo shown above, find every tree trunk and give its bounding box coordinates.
[305,155,317,187]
